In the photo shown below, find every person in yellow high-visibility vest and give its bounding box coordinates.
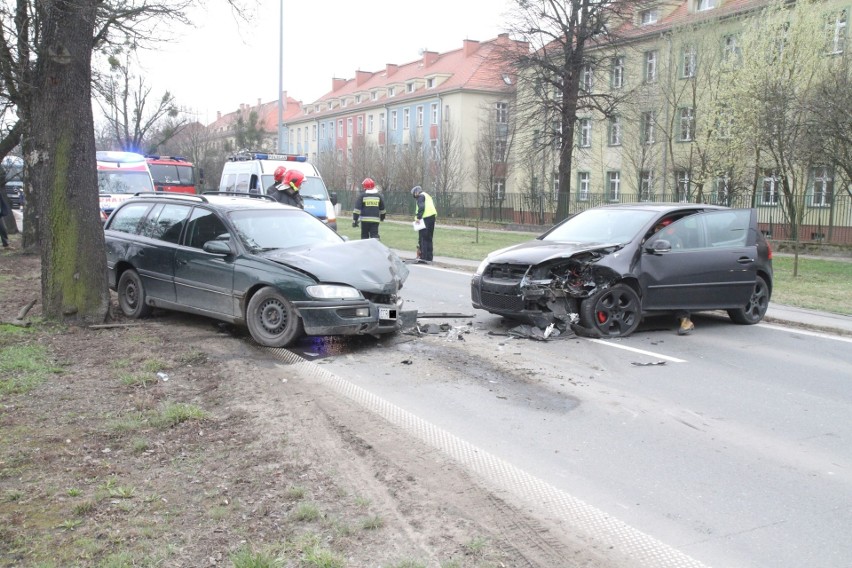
[411,185,437,263]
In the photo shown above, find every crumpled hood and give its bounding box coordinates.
[262,239,409,294]
[486,239,622,265]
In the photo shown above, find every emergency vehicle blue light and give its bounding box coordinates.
[250,153,307,162]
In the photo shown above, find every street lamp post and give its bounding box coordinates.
[277,0,284,152]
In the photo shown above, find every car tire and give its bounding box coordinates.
[117,269,152,318]
[728,275,770,325]
[580,283,642,338]
[246,287,304,347]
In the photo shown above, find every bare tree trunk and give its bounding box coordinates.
[30,0,109,323]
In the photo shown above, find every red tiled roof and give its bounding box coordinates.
[299,34,527,119]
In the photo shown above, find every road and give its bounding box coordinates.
[290,263,852,568]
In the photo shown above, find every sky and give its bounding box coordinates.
[136,0,515,126]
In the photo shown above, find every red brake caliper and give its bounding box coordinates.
[597,311,607,323]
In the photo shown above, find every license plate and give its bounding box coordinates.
[379,308,397,320]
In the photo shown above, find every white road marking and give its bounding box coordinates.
[758,322,852,343]
[587,338,688,363]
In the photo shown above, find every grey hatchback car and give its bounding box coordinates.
[105,193,409,347]
[471,203,773,337]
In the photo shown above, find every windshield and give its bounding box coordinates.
[542,208,658,244]
[149,164,194,186]
[98,171,155,194]
[229,209,343,252]
[261,175,329,200]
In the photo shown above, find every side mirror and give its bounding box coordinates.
[646,239,672,254]
[329,191,338,206]
[203,240,232,255]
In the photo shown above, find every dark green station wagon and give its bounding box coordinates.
[105,193,409,347]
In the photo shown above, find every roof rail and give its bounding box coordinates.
[132,192,208,203]
[202,191,276,202]
[145,155,190,162]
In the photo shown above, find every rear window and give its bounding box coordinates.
[108,203,152,234]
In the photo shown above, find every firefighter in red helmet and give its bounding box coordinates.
[270,169,305,209]
[352,177,386,239]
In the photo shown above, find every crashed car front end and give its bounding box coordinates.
[472,247,622,328]
[263,238,410,337]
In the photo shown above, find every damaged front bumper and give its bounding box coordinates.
[293,296,405,336]
[472,255,620,326]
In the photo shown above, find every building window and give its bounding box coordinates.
[645,51,658,83]
[578,172,590,201]
[696,0,716,11]
[496,101,509,124]
[640,9,659,25]
[810,166,833,207]
[762,171,781,205]
[320,123,325,140]
[417,105,424,127]
[826,10,847,54]
[553,120,563,150]
[388,86,396,97]
[713,173,731,205]
[578,118,591,147]
[606,172,621,201]
[492,178,506,200]
[430,139,438,160]
[347,117,353,138]
[495,139,507,162]
[553,172,560,195]
[312,124,317,141]
[403,108,410,129]
[444,105,450,122]
[371,91,378,101]
[639,170,654,200]
[431,103,439,124]
[641,111,656,144]
[582,65,594,92]
[357,116,363,135]
[355,95,361,104]
[716,109,733,139]
[427,77,435,88]
[608,116,622,146]
[390,110,397,130]
[676,170,691,201]
[611,56,624,89]
[368,115,374,134]
[723,35,741,66]
[681,45,697,78]
[407,82,415,93]
[380,112,386,131]
[678,107,695,141]
[337,119,343,137]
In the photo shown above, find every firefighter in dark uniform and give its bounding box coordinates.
[352,177,386,239]
[270,169,305,209]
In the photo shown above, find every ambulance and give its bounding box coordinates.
[97,151,155,221]
[219,152,337,230]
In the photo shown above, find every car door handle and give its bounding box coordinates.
[737,256,754,264]
[176,259,188,266]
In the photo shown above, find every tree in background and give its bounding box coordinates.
[507,0,648,221]
[95,47,190,153]
[234,110,266,151]
[727,0,838,272]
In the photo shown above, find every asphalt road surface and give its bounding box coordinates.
[289,263,852,568]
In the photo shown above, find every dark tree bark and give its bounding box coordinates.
[30,1,109,322]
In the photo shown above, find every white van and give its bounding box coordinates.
[219,152,337,230]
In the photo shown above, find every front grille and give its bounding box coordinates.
[487,263,530,280]
[480,291,525,311]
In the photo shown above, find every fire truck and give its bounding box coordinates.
[145,155,198,194]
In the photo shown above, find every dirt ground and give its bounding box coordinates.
[0,243,617,568]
